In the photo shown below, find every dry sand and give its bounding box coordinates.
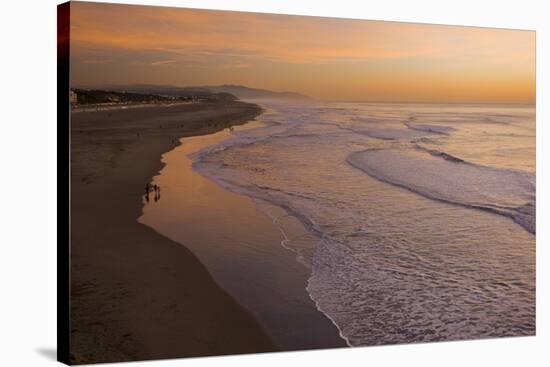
[69,100,276,364]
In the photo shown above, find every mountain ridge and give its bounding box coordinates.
[77,84,310,101]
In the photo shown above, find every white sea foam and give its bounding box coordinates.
[192,100,536,346]
[405,122,456,134]
[347,148,535,234]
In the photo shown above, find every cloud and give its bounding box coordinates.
[82,59,113,65]
[216,63,252,70]
[151,59,178,66]
[69,2,535,103]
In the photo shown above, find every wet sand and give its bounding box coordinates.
[139,125,348,350]
[70,101,276,364]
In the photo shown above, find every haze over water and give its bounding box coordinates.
[192,100,535,346]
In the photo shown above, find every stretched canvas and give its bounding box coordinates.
[58,1,536,365]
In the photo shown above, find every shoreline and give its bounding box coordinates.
[70,100,276,364]
[195,159,354,348]
[138,124,347,350]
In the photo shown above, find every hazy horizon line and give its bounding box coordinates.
[71,83,535,106]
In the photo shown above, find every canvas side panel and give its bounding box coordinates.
[57,2,70,365]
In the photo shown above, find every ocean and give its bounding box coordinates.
[144,100,535,347]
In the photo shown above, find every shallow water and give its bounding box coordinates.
[138,124,346,350]
[193,100,536,346]
[143,100,535,347]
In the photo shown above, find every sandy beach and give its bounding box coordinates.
[138,126,348,350]
[56,3,538,364]
[70,100,276,364]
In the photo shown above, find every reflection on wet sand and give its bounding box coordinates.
[138,125,347,350]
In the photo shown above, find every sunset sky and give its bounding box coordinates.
[70,2,535,103]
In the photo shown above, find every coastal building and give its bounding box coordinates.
[70,90,78,105]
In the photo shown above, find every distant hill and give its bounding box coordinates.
[90,84,215,98]
[204,85,309,100]
[71,87,236,105]
[73,88,175,105]
[91,84,309,101]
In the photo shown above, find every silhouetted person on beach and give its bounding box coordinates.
[144,183,151,203]
[155,185,161,202]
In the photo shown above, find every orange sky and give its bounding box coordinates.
[70,2,535,103]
